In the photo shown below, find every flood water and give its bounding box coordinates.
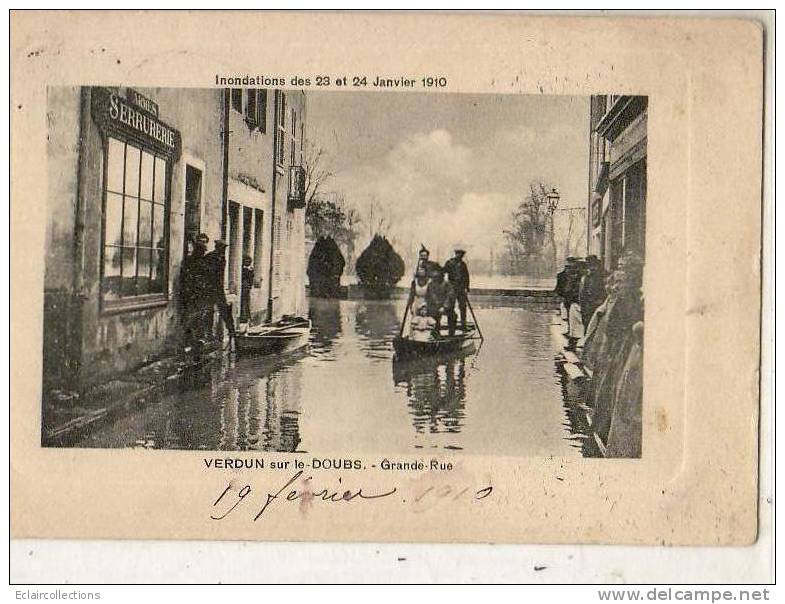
[76,298,590,457]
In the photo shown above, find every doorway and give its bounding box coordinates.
[183,165,203,259]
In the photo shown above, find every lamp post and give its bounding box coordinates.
[546,188,561,214]
[545,188,560,271]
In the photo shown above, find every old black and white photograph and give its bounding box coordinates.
[42,87,647,458]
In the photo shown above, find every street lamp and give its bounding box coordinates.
[546,188,560,214]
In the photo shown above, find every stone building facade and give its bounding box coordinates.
[586,95,647,270]
[43,86,307,396]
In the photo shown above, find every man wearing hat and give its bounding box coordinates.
[181,232,212,347]
[444,244,471,334]
[203,239,235,339]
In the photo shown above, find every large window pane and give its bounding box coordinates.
[138,201,153,248]
[140,151,154,200]
[124,144,141,198]
[107,138,125,193]
[137,248,152,295]
[123,195,139,249]
[150,250,164,293]
[105,192,124,247]
[102,246,122,300]
[121,248,137,296]
[152,203,165,249]
[102,139,169,303]
[154,157,166,202]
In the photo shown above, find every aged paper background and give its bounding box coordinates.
[10,11,762,545]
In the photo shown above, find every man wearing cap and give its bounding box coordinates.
[555,257,578,322]
[444,246,471,334]
[181,232,212,347]
[203,239,236,339]
[579,255,606,329]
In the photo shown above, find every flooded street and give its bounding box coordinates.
[76,298,589,457]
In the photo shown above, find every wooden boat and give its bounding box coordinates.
[392,325,478,359]
[234,317,311,356]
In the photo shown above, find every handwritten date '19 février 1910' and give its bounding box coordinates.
[210,470,493,521]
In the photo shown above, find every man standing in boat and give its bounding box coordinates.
[444,245,471,334]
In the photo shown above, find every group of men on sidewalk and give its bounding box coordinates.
[555,255,606,351]
[180,233,235,351]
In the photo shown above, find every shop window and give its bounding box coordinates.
[622,160,647,256]
[102,136,168,304]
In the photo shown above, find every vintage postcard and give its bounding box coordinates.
[10,11,763,545]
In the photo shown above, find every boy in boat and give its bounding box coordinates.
[425,267,455,335]
[410,304,437,342]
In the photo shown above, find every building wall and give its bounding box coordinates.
[226,89,275,325]
[587,96,648,272]
[274,91,307,320]
[43,87,83,388]
[224,88,307,325]
[43,86,225,390]
[43,86,309,393]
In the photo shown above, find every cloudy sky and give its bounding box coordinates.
[308,91,589,267]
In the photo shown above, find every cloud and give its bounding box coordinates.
[325,123,587,268]
[415,192,517,255]
[331,129,473,218]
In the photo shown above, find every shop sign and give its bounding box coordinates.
[127,88,159,118]
[91,87,180,158]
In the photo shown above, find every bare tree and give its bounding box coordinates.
[344,207,362,275]
[303,140,334,208]
[502,180,555,276]
[366,197,391,238]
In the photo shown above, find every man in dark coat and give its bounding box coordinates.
[203,239,235,338]
[240,255,255,324]
[181,233,211,347]
[579,255,607,329]
[444,246,471,334]
[555,257,579,312]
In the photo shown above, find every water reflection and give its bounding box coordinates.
[555,357,601,457]
[308,298,342,356]
[118,353,305,452]
[354,300,400,360]
[392,352,469,447]
[79,298,590,457]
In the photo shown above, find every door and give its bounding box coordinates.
[183,165,203,259]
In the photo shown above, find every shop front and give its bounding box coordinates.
[43,86,224,392]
